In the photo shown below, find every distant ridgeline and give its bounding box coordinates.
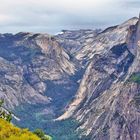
[0,99,52,140]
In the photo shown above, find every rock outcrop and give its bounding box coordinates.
[0,32,77,113]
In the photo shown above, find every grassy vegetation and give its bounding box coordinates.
[13,103,84,140]
[128,73,140,84]
[127,73,140,107]
[33,129,52,140]
[44,119,82,140]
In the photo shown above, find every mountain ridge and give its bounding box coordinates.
[55,16,140,139]
[0,16,140,140]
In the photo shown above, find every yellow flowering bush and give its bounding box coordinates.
[0,118,40,140]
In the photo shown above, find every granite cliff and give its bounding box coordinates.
[58,16,140,139]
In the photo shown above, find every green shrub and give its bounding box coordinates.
[129,73,140,84]
[0,99,12,122]
[13,104,84,140]
[34,129,52,140]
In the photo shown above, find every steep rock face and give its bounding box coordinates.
[58,17,140,139]
[56,29,101,56]
[0,32,76,112]
[56,18,138,68]
[58,43,134,120]
[0,56,49,109]
[74,18,138,65]
[58,17,138,120]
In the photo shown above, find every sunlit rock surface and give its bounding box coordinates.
[58,17,140,139]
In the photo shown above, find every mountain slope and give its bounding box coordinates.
[57,17,140,139]
[0,32,77,112]
[0,32,83,140]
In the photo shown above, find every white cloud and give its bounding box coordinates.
[0,14,11,23]
[0,0,139,34]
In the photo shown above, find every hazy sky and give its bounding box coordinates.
[0,0,139,34]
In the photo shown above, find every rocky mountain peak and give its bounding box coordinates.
[125,14,140,75]
[136,13,140,41]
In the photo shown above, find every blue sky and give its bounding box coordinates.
[0,0,139,34]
